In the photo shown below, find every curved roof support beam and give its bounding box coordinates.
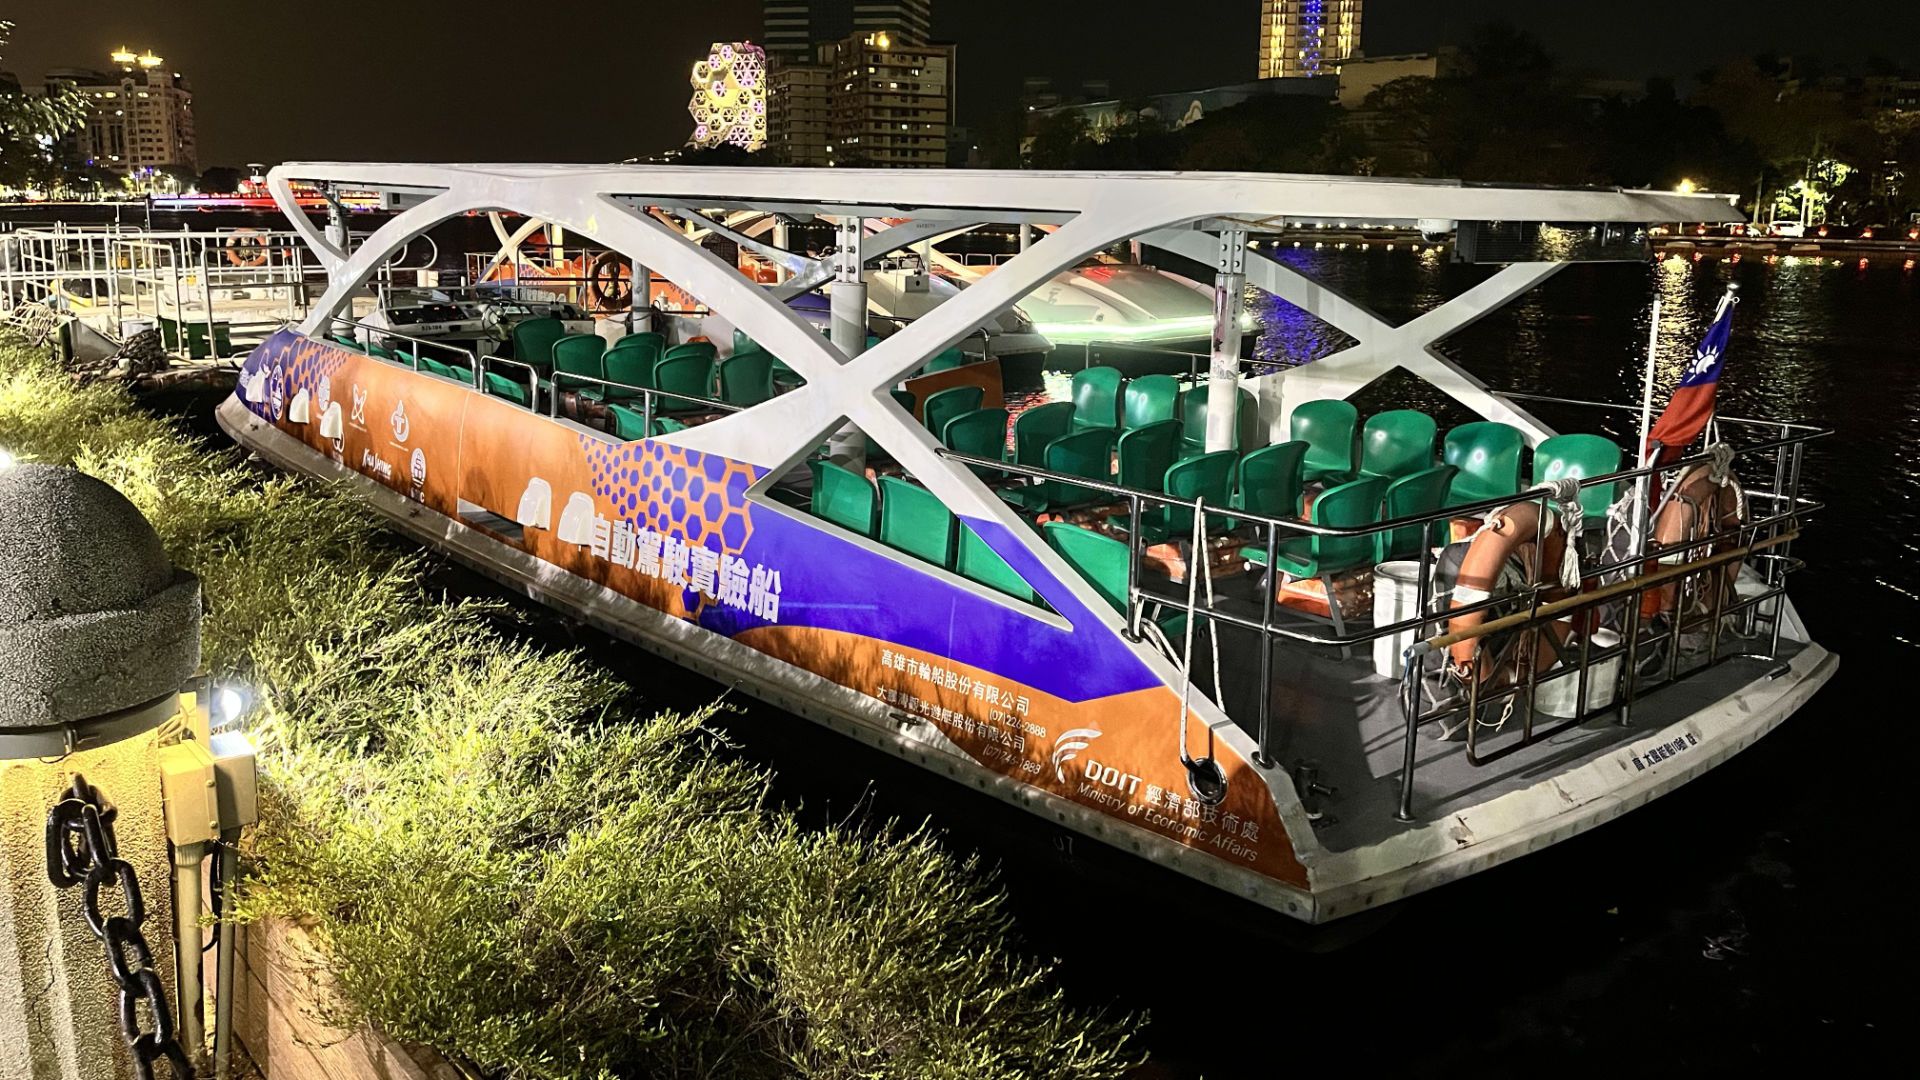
[297,189,492,336]
[1146,228,1561,444]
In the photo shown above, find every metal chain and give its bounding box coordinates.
[45,774,197,1080]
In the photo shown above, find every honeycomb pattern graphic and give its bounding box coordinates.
[580,434,765,618]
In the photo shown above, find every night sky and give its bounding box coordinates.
[4,0,1916,168]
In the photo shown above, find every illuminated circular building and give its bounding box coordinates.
[688,42,769,151]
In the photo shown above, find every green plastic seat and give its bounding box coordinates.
[1533,433,1624,522]
[602,339,658,402]
[878,477,957,566]
[1443,421,1525,507]
[922,385,985,437]
[1176,387,1260,459]
[551,333,607,398]
[1008,401,1075,467]
[663,340,718,365]
[367,341,396,361]
[609,405,688,439]
[510,316,566,374]
[1242,474,1387,579]
[1070,367,1125,434]
[1231,440,1309,526]
[623,331,667,355]
[1136,449,1237,545]
[419,356,459,380]
[1343,409,1437,483]
[1292,399,1358,483]
[1123,375,1180,429]
[1377,464,1457,562]
[653,354,717,413]
[732,329,759,355]
[957,526,1037,603]
[1043,522,1131,615]
[328,333,361,351]
[1001,428,1114,514]
[719,349,776,406]
[484,370,531,407]
[809,460,879,537]
[1115,419,1181,491]
[942,408,1010,476]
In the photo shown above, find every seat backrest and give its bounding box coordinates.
[1115,419,1181,490]
[1162,449,1238,536]
[957,526,1036,603]
[879,477,957,567]
[552,334,607,382]
[923,384,985,436]
[663,340,718,364]
[484,370,530,406]
[809,460,878,537]
[1533,433,1624,520]
[1309,474,1389,572]
[1043,427,1117,508]
[510,316,566,372]
[921,347,967,373]
[942,407,1010,467]
[1235,440,1309,518]
[654,354,716,402]
[608,403,648,440]
[1379,464,1457,561]
[1358,409,1438,480]
[604,340,659,390]
[1176,386,1259,456]
[719,349,776,406]
[1042,522,1131,615]
[1443,421,1525,504]
[1123,375,1180,430]
[1070,366,1125,431]
[622,331,667,355]
[1291,399,1359,473]
[732,329,757,355]
[1011,401,1075,466]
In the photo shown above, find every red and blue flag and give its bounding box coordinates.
[1645,295,1735,466]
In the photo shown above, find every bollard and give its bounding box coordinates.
[0,463,202,1079]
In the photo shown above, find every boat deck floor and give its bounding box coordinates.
[1162,569,1800,853]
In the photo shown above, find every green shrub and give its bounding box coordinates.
[0,334,1143,1079]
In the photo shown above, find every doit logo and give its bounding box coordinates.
[1050,727,1102,783]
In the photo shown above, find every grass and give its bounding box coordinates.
[0,332,1144,1080]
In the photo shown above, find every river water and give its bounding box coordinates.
[15,205,1901,1069]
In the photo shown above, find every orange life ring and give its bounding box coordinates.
[1641,462,1746,620]
[224,230,270,268]
[1445,499,1571,684]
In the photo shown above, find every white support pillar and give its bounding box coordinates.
[826,215,868,471]
[628,257,651,333]
[772,218,791,284]
[1205,228,1248,454]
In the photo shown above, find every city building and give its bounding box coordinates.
[1026,77,1335,146]
[1333,51,1444,107]
[687,42,770,151]
[826,31,952,168]
[48,49,198,177]
[763,0,931,62]
[1257,0,1363,80]
[770,60,834,166]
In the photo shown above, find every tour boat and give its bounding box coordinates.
[218,163,1835,923]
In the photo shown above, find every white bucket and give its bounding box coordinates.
[1372,560,1426,679]
[1538,629,1622,717]
[120,317,156,339]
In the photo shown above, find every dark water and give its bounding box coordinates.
[54,202,1904,1070]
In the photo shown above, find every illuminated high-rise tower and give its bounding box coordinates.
[1258,0,1362,80]
[763,0,932,63]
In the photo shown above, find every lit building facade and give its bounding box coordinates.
[48,49,198,176]
[763,0,932,61]
[687,43,769,151]
[826,32,951,168]
[1258,0,1362,80]
[770,60,834,166]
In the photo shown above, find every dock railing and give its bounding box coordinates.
[933,401,1826,824]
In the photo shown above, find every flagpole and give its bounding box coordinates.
[1630,297,1661,557]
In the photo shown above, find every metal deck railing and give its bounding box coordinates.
[933,401,1827,823]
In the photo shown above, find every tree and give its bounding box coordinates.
[199,166,247,194]
[0,20,88,190]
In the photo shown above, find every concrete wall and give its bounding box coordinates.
[0,732,176,1080]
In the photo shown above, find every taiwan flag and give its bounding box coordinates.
[1645,293,1736,467]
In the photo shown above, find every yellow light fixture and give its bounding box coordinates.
[1676,178,1698,194]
